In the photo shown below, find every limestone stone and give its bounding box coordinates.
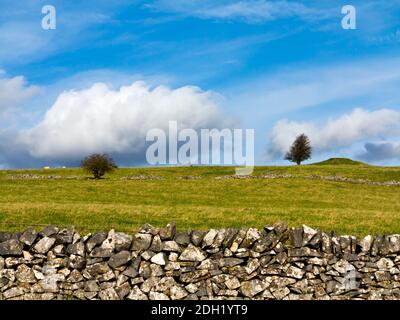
[108,251,131,268]
[253,234,275,253]
[113,232,133,252]
[276,252,288,264]
[15,264,36,283]
[225,277,241,290]
[5,257,24,268]
[185,283,199,294]
[388,235,400,254]
[3,223,400,301]
[138,223,159,235]
[321,232,331,253]
[191,230,206,246]
[67,241,85,257]
[19,228,38,246]
[170,285,188,299]
[288,247,320,257]
[168,252,179,261]
[53,244,66,256]
[309,230,322,247]
[141,250,155,261]
[375,271,391,282]
[116,282,131,299]
[3,287,26,299]
[340,236,352,253]
[149,235,162,252]
[152,276,174,292]
[128,286,148,300]
[140,277,160,293]
[240,279,267,298]
[179,244,206,262]
[149,291,170,300]
[0,232,11,243]
[40,273,64,293]
[162,241,180,252]
[202,229,218,248]
[290,228,303,248]
[150,252,167,265]
[197,259,219,270]
[272,287,290,300]
[67,269,83,283]
[287,266,305,279]
[97,270,116,282]
[99,287,119,300]
[0,239,23,256]
[302,225,318,246]
[85,280,100,292]
[90,247,113,258]
[40,225,59,237]
[175,232,191,246]
[229,229,247,253]
[371,236,383,256]
[377,258,394,270]
[34,237,55,254]
[180,270,209,283]
[55,228,75,245]
[131,234,152,251]
[332,260,355,274]
[86,262,111,277]
[326,280,341,294]
[116,274,129,286]
[86,232,108,252]
[240,228,262,249]
[150,263,164,277]
[139,261,152,279]
[68,254,86,269]
[245,259,260,274]
[159,222,176,240]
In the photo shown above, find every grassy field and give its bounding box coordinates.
[0,159,400,236]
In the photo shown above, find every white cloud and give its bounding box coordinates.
[21,81,231,159]
[146,0,324,23]
[0,21,50,63]
[0,72,39,112]
[359,142,400,162]
[229,57,400,119]
[269,108,400,157]
[0,3,114,64]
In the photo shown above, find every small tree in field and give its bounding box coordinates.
[81,153,117,179]
[285,134,312,165]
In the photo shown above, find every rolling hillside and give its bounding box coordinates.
[0,162,399,235]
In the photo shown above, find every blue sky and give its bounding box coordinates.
[1,0,400,168]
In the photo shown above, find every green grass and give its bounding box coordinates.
[312,157,366,166]
[0,163,400,236]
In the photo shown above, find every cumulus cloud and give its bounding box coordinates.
[359,142,400,161]
[269,108,400,158]
[21,81,231,160]
[0,72,39,113]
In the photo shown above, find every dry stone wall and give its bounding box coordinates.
[1,222,400,300]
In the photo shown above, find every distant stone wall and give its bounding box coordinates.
[1,222,400,300]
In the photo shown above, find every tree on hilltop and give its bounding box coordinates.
[285,134,312,165]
